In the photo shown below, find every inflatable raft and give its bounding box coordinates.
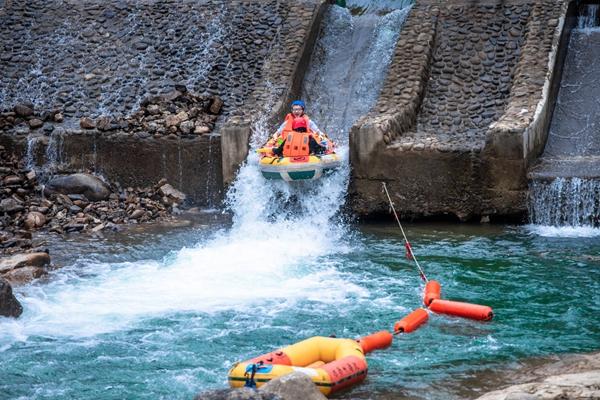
[258,131,341,181]
[258,153,341,181]
[228,331,392,396]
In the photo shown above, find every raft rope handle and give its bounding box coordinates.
[381,182,428,283]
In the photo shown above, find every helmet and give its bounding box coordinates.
[292,117,308,131]
[291,100,305,109]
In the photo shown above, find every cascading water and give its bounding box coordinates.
[529,178,600,231]
[528,3,600,236]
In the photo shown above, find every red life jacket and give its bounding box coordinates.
[280,113,313,157]
[283,131,310,157]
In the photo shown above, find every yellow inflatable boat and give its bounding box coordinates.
[258,153,341,181]
[228,331,392,396]
[258,131,341,181]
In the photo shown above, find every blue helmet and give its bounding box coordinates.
[291,100,305,109]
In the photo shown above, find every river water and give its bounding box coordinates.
[2,2,600,400]
[1,218,599,400]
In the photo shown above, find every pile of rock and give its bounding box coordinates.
[0,103,64,133]
[0,145,186,256]
[78,86,223,137]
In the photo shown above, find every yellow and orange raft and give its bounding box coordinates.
[228,331,392,396]
[257,132,341,182]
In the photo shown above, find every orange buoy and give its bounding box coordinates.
[423,280,441,306]
[429,299,493,321]
[357,330,393,354]
[393,308,429,333]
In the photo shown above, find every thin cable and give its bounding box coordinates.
[382,182,428,282]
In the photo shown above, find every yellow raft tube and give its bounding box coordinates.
[258,153,341,181]
[228,331,392,396]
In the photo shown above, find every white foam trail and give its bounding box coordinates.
[1,225,362,340]
[525,224,600,237]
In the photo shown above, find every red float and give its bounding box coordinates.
[423,280,441,306]
[357,330,393,354]
[429,299,493,321]
[394,308,429,333]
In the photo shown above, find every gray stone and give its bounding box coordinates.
[0,198,24,213]
[0,278,23,318]
[14,104,33,117]
[44,173,111,201]
[261,372,327,400]
[80,117,96,129]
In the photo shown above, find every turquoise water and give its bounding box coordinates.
[1,219,599,400]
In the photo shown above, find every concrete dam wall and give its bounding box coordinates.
[349,0,566,221]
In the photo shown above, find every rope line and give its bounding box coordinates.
[381,182,428,282]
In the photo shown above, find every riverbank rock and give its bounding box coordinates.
[476,352,600,400]
[0,252,50,285]
[476,371,600,399]
[194,388,280,400]
[44,173,111,201]
[261,372,327,400]
[194,373,326,400]
[0,278,23,318]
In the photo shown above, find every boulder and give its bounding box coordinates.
[24,211,47,229]
[13,103,34,117]
[165,111,189,127]
[80,117,95,129]
[193,388,280,400]
[158,183,186,204]
[2,266,47,285]
[0,252,51,274]
[260,372,327,400]
[44,173,110,201]
[193,373,326,400]
[0,198,24,213]
[209,96,224,114]
[475,371,600,400]
[0,278,23,318]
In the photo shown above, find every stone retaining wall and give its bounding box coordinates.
[350,0,565,220]
[0,0,327,204]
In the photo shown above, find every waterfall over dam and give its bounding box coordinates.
[528,2,600,230]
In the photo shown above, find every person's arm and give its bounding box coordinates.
[308,120,324,136]
[273,121,286,139]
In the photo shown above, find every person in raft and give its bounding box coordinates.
[271,100,328,157]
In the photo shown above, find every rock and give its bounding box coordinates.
[54,113,64,123]
[0,278,23,318]
[44,173,110,201]
[26,170,36,181]
[28,118,44,129]
[24,211,47,229]
[195,125,211,135]
[80,117,96,129]
[0,198,24,213]
[193,388,278,400]
[130,209,145,219]
[165,111,189,127]
[3,266,47,286]
[475,371,600,400]
[13,104,33,117]
[0,252,51,274]
[96,116,113,131]
[209,96,224,114]
[158,184,186,204]
[3,175,23,185]
[261,372,327,400]
[179,120,194,134]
